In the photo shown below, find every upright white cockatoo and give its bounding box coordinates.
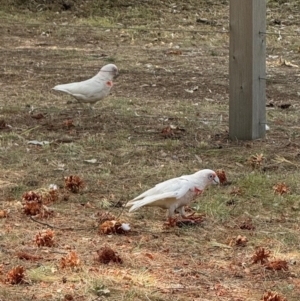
[52,64,119,105]
[126,169,219,223]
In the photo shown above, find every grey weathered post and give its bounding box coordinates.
[229,0,266,140]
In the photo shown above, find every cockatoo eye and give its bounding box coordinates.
[208,174,214,180]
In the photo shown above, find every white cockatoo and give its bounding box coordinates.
[52,64,119,105]
[126,169,219,223]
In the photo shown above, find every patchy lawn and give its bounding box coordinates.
[0,0,300,300]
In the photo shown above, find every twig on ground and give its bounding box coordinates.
[29,216,92,231]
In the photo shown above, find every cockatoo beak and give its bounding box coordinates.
[213,175,220,184]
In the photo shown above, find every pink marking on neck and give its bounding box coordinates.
[194,187,203,195]
[106,81,113,87]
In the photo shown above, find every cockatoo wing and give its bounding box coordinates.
[52,63,118,104]
[132,177,188,200]
[53,77,111,102]
[128,192,177,212]
[127,178,192,212]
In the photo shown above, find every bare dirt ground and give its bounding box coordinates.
[0,1,300,300]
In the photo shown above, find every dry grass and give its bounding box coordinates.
[0,0,300,300]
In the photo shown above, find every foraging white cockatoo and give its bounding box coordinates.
[52,64,119,104]
[126,169,219,223]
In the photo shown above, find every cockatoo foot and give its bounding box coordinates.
[176,214,205,227]
[164,217,178,227]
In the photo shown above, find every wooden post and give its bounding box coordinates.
[229,0,266,140]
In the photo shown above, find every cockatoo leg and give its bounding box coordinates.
[177,206,195,219]
[177,206,186,218]
[163,207,177,226]
[177,206,204,222]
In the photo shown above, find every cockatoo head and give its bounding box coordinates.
[194,169,220,188]
[100,64,119,80]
